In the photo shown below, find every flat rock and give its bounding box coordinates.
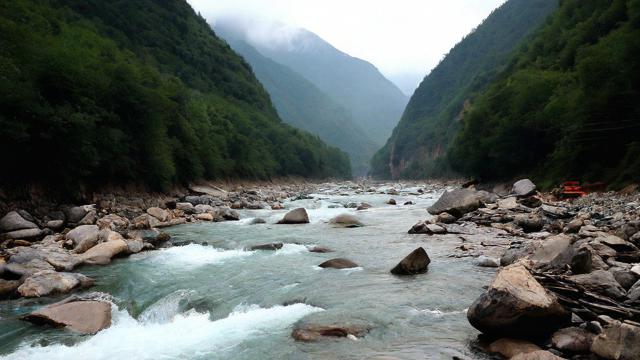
[390,247,430,275]
[195,213,214,221]
[1,228,44,240]
[277,208,309,224]
[467,264,569,337]
[5,259,54,277]
[319,258,358,269]
[488,338,541,358]
[551,327,593,353]
[498,197,519,210]
[18,270,94,298]
[24,299,111,334]
[0,211,38,232]
[427,189,481,217]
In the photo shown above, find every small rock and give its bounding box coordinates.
[436,212,457,224]
[591,320,640,360]
[319,258,358,269]
[498,197,519,210]
[292,325,368,342]
[47,220,65,230]
[176,202,195,214]
[277,208,309,224]
[390,247,430,275]
[564,219,584,234]
[515,214,545,233]
[308,246,333,253]
[0,279,20,299]
[250,218,266,225]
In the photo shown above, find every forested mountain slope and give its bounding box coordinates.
[216,29,378,176]
[450,0,640,188]
[0,0,350,193]
[371,0,557,179]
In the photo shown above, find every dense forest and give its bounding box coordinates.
[450,0,640,188]
[370,0,558,179]
[215,28,378,176]
[0,0,351,194]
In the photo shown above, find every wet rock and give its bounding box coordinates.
[250,218,266,225]
[277,208,309,224]
[0,279,20,299]
[568,270,627,299]
[488,338,541,358]
[308,246,333,253]
[66,225,100,253]
[292,324,369,342]
[427,189,481,217]
[0,211,38,232]
[475,255,500,268]
[357,203,372,210]
[329,214,363,228]
[387,199,397,205]
[319,258,358,269]
[467,264,569,337]
[125,238,144,254]
[404,201,414,205]
[591,320,640,360]
[436,212,457,224]
[551,327,593,353]
[81,237,128,265]
[250,243,283,251]
[23,298,111,334]
[512,179,537,197]
[510,350,564,360]
[271,203,285,210]
[146,207,169,222]
[390,247,430,275]
[18,270,94,297]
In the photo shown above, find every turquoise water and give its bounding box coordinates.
[0,186,495,359]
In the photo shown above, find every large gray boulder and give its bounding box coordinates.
[23,297,111,334]
[427,189,481,217]
[17,270,94,297]
[66,225,100,253]
[390,247,430,275]
[591,320,640,360]
[277,208,309,224]
[467,264,570,337]
[0,211,38,232]
[512,179,537,197]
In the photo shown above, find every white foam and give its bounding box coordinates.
[416,308,468,317]
[273,243,309,255]
[148,244,253,268]
[3,303,324,360]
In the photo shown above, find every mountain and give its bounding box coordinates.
[0,0,350,193]
[371,0,558,179]
[217,19,408,146]
[216,27,378,176]
[449,0,640,188]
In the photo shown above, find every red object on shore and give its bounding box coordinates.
[561,181,587,198]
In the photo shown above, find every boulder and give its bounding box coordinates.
[551,327,593,353]
[475,255,500,268]
[319,258,359,269]
[195,213,214,221]
[81,238,128,265]
[387,199,397,205]
[591,320,640,360]
[596,234,638,252]
[308,246,333,253]
[176,202,195,214]
[194,204,214,214]
[292,324,369,342]
[1,228,44,240]
[0,211,38,232]
[219,207,240,221]
[18,270,94,297]
[24,298,111,334]
[4,259,54,277]
[488,338,541,358]
[568,270,627,299]
[277,208,309,224]
[329,214,363,228]
[436,212,457,224]
[0,279,20,299]
[250,218,266,225]
[356,203,372,210]
[96,214,129,231]
[146,207,169,222]
[511,350,565,360]
[250,243,283,251]
[467,264,570,337]
[65,205,93,224]
[564,219,584,234]
[47,220,65,230]
[627,280,640,302]
[515,214,545,233]
[427,189,481,217]
[390,247,430,275]
[125,238,144,254]
[512,179,537,197]
[529,234,573,269]
[78,210,97,225]
[498,197,520,210]
[66,225,100,253]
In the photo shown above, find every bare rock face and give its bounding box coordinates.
[488,338,541,358]
[319,258,358,269]
[427,189,481,217]
[66,225,100,253]
[467,264,570,337]
[23,298,111,334]
[18,270,94,298]
[277,208,309,224]
[329,214,363,228]
[390,247,430,275]
[591,320,640,360]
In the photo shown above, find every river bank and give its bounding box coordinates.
[0,180,638,359]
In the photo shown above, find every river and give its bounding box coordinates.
[0,184,496,359]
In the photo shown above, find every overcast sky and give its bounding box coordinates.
[187,0,506,95]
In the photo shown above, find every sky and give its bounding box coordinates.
[187,0,507,95]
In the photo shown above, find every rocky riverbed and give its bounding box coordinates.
[0,180,638,359]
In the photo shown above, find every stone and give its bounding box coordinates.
[5,259,54,277]
[176,202,195,214]
[78,210,97,225]
[571,247,593,274]
[66,225,100,253]
[277,208,309,224]
[0,211,38,232]
[18,270,94,297]
[426,224,446,234]
[488,338,541,358]
[356,203,372,210]
[96,214,129,231]
[189,185,228,199]
[292,325,368,342]
[611,268,639,290]
[1,228,44,240]
[467,264,569,337]
[271,203,285,210]
[551,327,593,353]
[65,205,93,224]
[436,212,457,224]
[146,207,169,222]
[515,214,545,233]
[308,246,333,253]
[390,247,430,275]
[542,205,570,219]
[24,299,111,334]
[591,320,640,360]
[476,190,499,205]
[564,219,584,234]
[512,179,537,197]
[596,234,638,252]
[250,218,266,225]
[0,279,19,299]
[510,350,564,360]
[632,265,640,277]
[387,199,397,205]
[568,270,627,299]
[47,220,65,230]
[250,243,283,251]
[194,204,214,214]
[125,238,144,254]
[195,213,214,221]
[427,189,481,217]
[319,258,359,269]
[519,196,543,208]
[475,255,500,267]
[81,239,128,265]
[219,207,240,221]
[529,234,572,268]
[329,214,363,228]
[627,280,640,302]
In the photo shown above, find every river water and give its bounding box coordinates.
[0,184,496,359]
